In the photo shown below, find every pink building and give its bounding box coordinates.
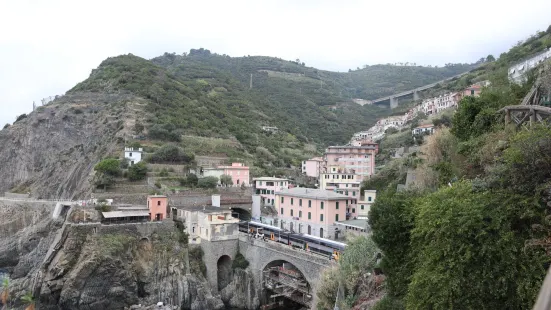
[147,195,168,221]
[301,157,323,178]
[218,163,249,186]
[275,188,350,239]
[254,177,289,206]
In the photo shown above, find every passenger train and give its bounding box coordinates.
[238,221,347,260]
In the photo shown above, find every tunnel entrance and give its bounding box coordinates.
[217,255,232,291]
[262,260,311,309]
[230,207,251,221]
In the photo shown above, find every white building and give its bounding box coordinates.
[124,147,143,165]
[357,190,376,219]
[509,48,551,84]
[412,124,435,136]
[174,206,239,244]
[254,177,289,206]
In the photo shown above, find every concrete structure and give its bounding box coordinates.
[147,195,167,221]
[175,206,239,244]
[219,162,250,187]
[124,147,143,165]
[301,157,323,178]
[252,195,261,221]
[357,190,376,219]
[352,98,372,106]
[412,124,435,136]
[202,167,224,180]
[509,48,551,84]
[335,219,370,238]
[262,126,279,133]
[254,177,289,206]
[275,187,350,239]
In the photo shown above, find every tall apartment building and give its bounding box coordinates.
[274,187,350,239]
[319,144,378,219]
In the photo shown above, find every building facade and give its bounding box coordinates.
[174,206,239,244]
[275,188,351,239]
[124,147,143,165]
[146,195,168,221]
[356,190,376,219]
[216,162,250,186]
[254,177,289,206]
[412,124,435,136]
[301,157,323,178]
[509,48,551,84]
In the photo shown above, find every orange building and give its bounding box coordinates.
[147,195,168,221]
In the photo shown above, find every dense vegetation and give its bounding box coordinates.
[362,27,551,310]
[69,50,474,174]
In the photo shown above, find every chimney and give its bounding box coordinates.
[211,194,221,208]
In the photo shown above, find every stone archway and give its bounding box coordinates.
[262,260,312,307]
[217,255,232,290]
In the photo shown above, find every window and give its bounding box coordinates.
[280,182,283,186]
[281,208,284,215]
[345,191,348,195]
[335,214,339,221]
[368,197,372,202]
[471,89,475,95]
[259,181,262,186]
[299,211,302,218]
[308,200,311,208]
[361,205,364,210]
[291,209,294,216]
[336,175,339,179]
[157,201,161,206]
[281,197,284,203]
[129,153,132,157]
[352,208,355,213]
[308,212,311,220]
[353,191,356,196]
[336,202,339,210]
[299,199,302,207]
[291,198,294,205]
[321,202,324,210]
[320,214,324,222]
[346,184,349,188]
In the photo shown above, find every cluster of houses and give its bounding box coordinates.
[349,81,486,145]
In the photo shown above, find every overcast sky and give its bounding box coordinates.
[1,0,550,126]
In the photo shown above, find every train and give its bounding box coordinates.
[238,221,347,260]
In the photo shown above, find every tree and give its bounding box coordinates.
[21,292,35,310]
[2,124,9,130]
[149,145,194,163]
[1,277,8,306]
[94,158,121,176]
[486,54,495,62]
[15,114,27,122]
[197,176,218,188]
[127,162,147,181]
[183,173,198,187]
[220,174,233,187]
[547,24,551,34]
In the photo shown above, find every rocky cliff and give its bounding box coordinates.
[0,92,145,199]
[0,201,229,310]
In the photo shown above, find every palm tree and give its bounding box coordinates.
[1,278,8,308]
[21,292,35,310]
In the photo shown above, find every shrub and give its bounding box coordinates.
[180,173,198,187]
[372,296,405,310]
[159,168,169,177]
[95,158,122,176]
[119,158,129,169]
[15,114,27,122]
[198,176,218,188]
[154,181,162,188]
[149,144,194,164]
[148,124,181,142]
[189,246,207,277]
[128,162,147,181]
[220,174,233,186]
[232,252,249,269]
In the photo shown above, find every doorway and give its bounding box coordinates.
[308,225,311,235]
[320,228,324,238]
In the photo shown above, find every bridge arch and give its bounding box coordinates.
[217,255,233,290]
[262,259,313,307]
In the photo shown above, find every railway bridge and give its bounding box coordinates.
[200,234,333,308]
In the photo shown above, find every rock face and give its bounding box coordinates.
[0,93,145,199]
[220,268,261,309]
[0,202,226,310]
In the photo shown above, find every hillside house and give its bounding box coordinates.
[219,162,250,186]
[254,177,289,206]
[124,147,143,165]
[302,157,323,178]
[412,124,435,136]
[147,195,168,221]
[174,206,239,244]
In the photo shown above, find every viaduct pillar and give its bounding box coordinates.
[390,97,399,109]
[413,90,420,101]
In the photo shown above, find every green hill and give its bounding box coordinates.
[69,50,475,173]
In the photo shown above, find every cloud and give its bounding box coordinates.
[1,0,550,125]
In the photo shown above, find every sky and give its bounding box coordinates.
[1,0,550,126]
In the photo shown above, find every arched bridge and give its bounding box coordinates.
[200,235,333,307]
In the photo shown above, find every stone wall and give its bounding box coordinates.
[200,239,240,292]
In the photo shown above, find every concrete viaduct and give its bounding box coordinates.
[369,70,473,108]
[201,234,332,307]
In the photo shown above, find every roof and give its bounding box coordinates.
[336,219,369,229]
[415,124,434,129]
[326,145,377,150]
[117,205,148,210]
[148,195,167,198]
[306,157,324,162]
[102,211,150,218]
[253,177,289,181]
[275,188,349,200]
[173,205,234,214]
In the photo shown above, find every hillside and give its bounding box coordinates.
[0,50,474,198]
